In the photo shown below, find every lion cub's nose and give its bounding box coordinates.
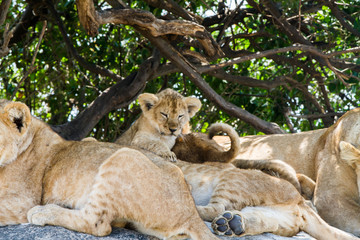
[169,128,177,133]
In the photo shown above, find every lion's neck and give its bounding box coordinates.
[21,118,65,168]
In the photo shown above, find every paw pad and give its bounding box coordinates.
[212,211,244,237]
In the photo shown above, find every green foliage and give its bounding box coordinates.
[1,0,359,140]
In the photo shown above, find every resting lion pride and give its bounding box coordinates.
[112,89,357,239]
[0,98,357,239]
[215,108,360,236]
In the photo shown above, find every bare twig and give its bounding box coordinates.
[143,0,200,22]
[289,112,344,120]
[298,0,301,31]
[199,43,360,85]
[46,0,123,82]
[328,46,360,57]
[11,21,47,100]
[325,0,360,38]
[283,76,325,114]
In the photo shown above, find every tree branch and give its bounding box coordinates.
[142,33,285,134]
[324,0,360,38]
[154,62,287,91]
[143,0,199,22]
[198,43,360,85]
[283,76,325,114]
[0,23,14,58]
[52,51,160,140]
[289,112,344,120]
[0,0,11,26]
[11,21,47,100]
[9,6,40,46]
[46,0,123,82]
[76,0,223,57]
[207,69,287,90]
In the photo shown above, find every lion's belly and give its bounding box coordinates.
[180,166,220,206]
[189,180,215,206]
[42,168,97,209]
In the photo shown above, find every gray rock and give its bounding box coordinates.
[0,223,314,240]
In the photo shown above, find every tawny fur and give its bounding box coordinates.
[173,160,357,239]
[172,125,313,199]
[111,95,356,239]
[115,88,201,162]
[214,108,360,236]
[0,99,217,240]
[172,122,240,163]
[339,141,360,203]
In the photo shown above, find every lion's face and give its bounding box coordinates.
[0,100,32,166]
[138,89,201,137]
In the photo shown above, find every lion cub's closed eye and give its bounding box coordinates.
[115,88,201,162]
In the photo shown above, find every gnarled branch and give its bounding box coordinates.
[52,51,160,140]
[76,0,223,57]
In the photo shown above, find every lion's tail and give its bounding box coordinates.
[232,159,302,194]
[208,123,240,163]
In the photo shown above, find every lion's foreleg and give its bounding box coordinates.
[132,133,177,161]
[27,204,112,236]
[0,192,36,225]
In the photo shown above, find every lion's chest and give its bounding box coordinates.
[160,135,176,149]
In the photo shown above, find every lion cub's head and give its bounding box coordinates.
[0,99,32,166]
[138,89,201,137]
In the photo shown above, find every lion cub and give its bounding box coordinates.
[115,88,201,162]
[172,124,315,199]
[172,122,240,163]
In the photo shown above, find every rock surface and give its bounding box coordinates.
[0,223,315,240]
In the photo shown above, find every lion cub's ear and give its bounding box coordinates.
[339,141,360,167]
[2,102,31,135]
[184,97,201,118]
[138,93,159,112]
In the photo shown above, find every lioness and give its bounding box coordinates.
[0,99,217,240]
[115,88,201,162]
[214,108,360,236]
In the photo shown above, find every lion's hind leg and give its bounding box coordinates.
[211,202,358,240]
[212,204,302,237]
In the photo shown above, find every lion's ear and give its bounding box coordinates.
[2,102,31,134]
[138,93,159,112]
[339,141,360,167]
[184,97,201,118]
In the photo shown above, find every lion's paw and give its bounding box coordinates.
[212,211,244,237]
[27,204,60,226]
[160,151,177,162]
